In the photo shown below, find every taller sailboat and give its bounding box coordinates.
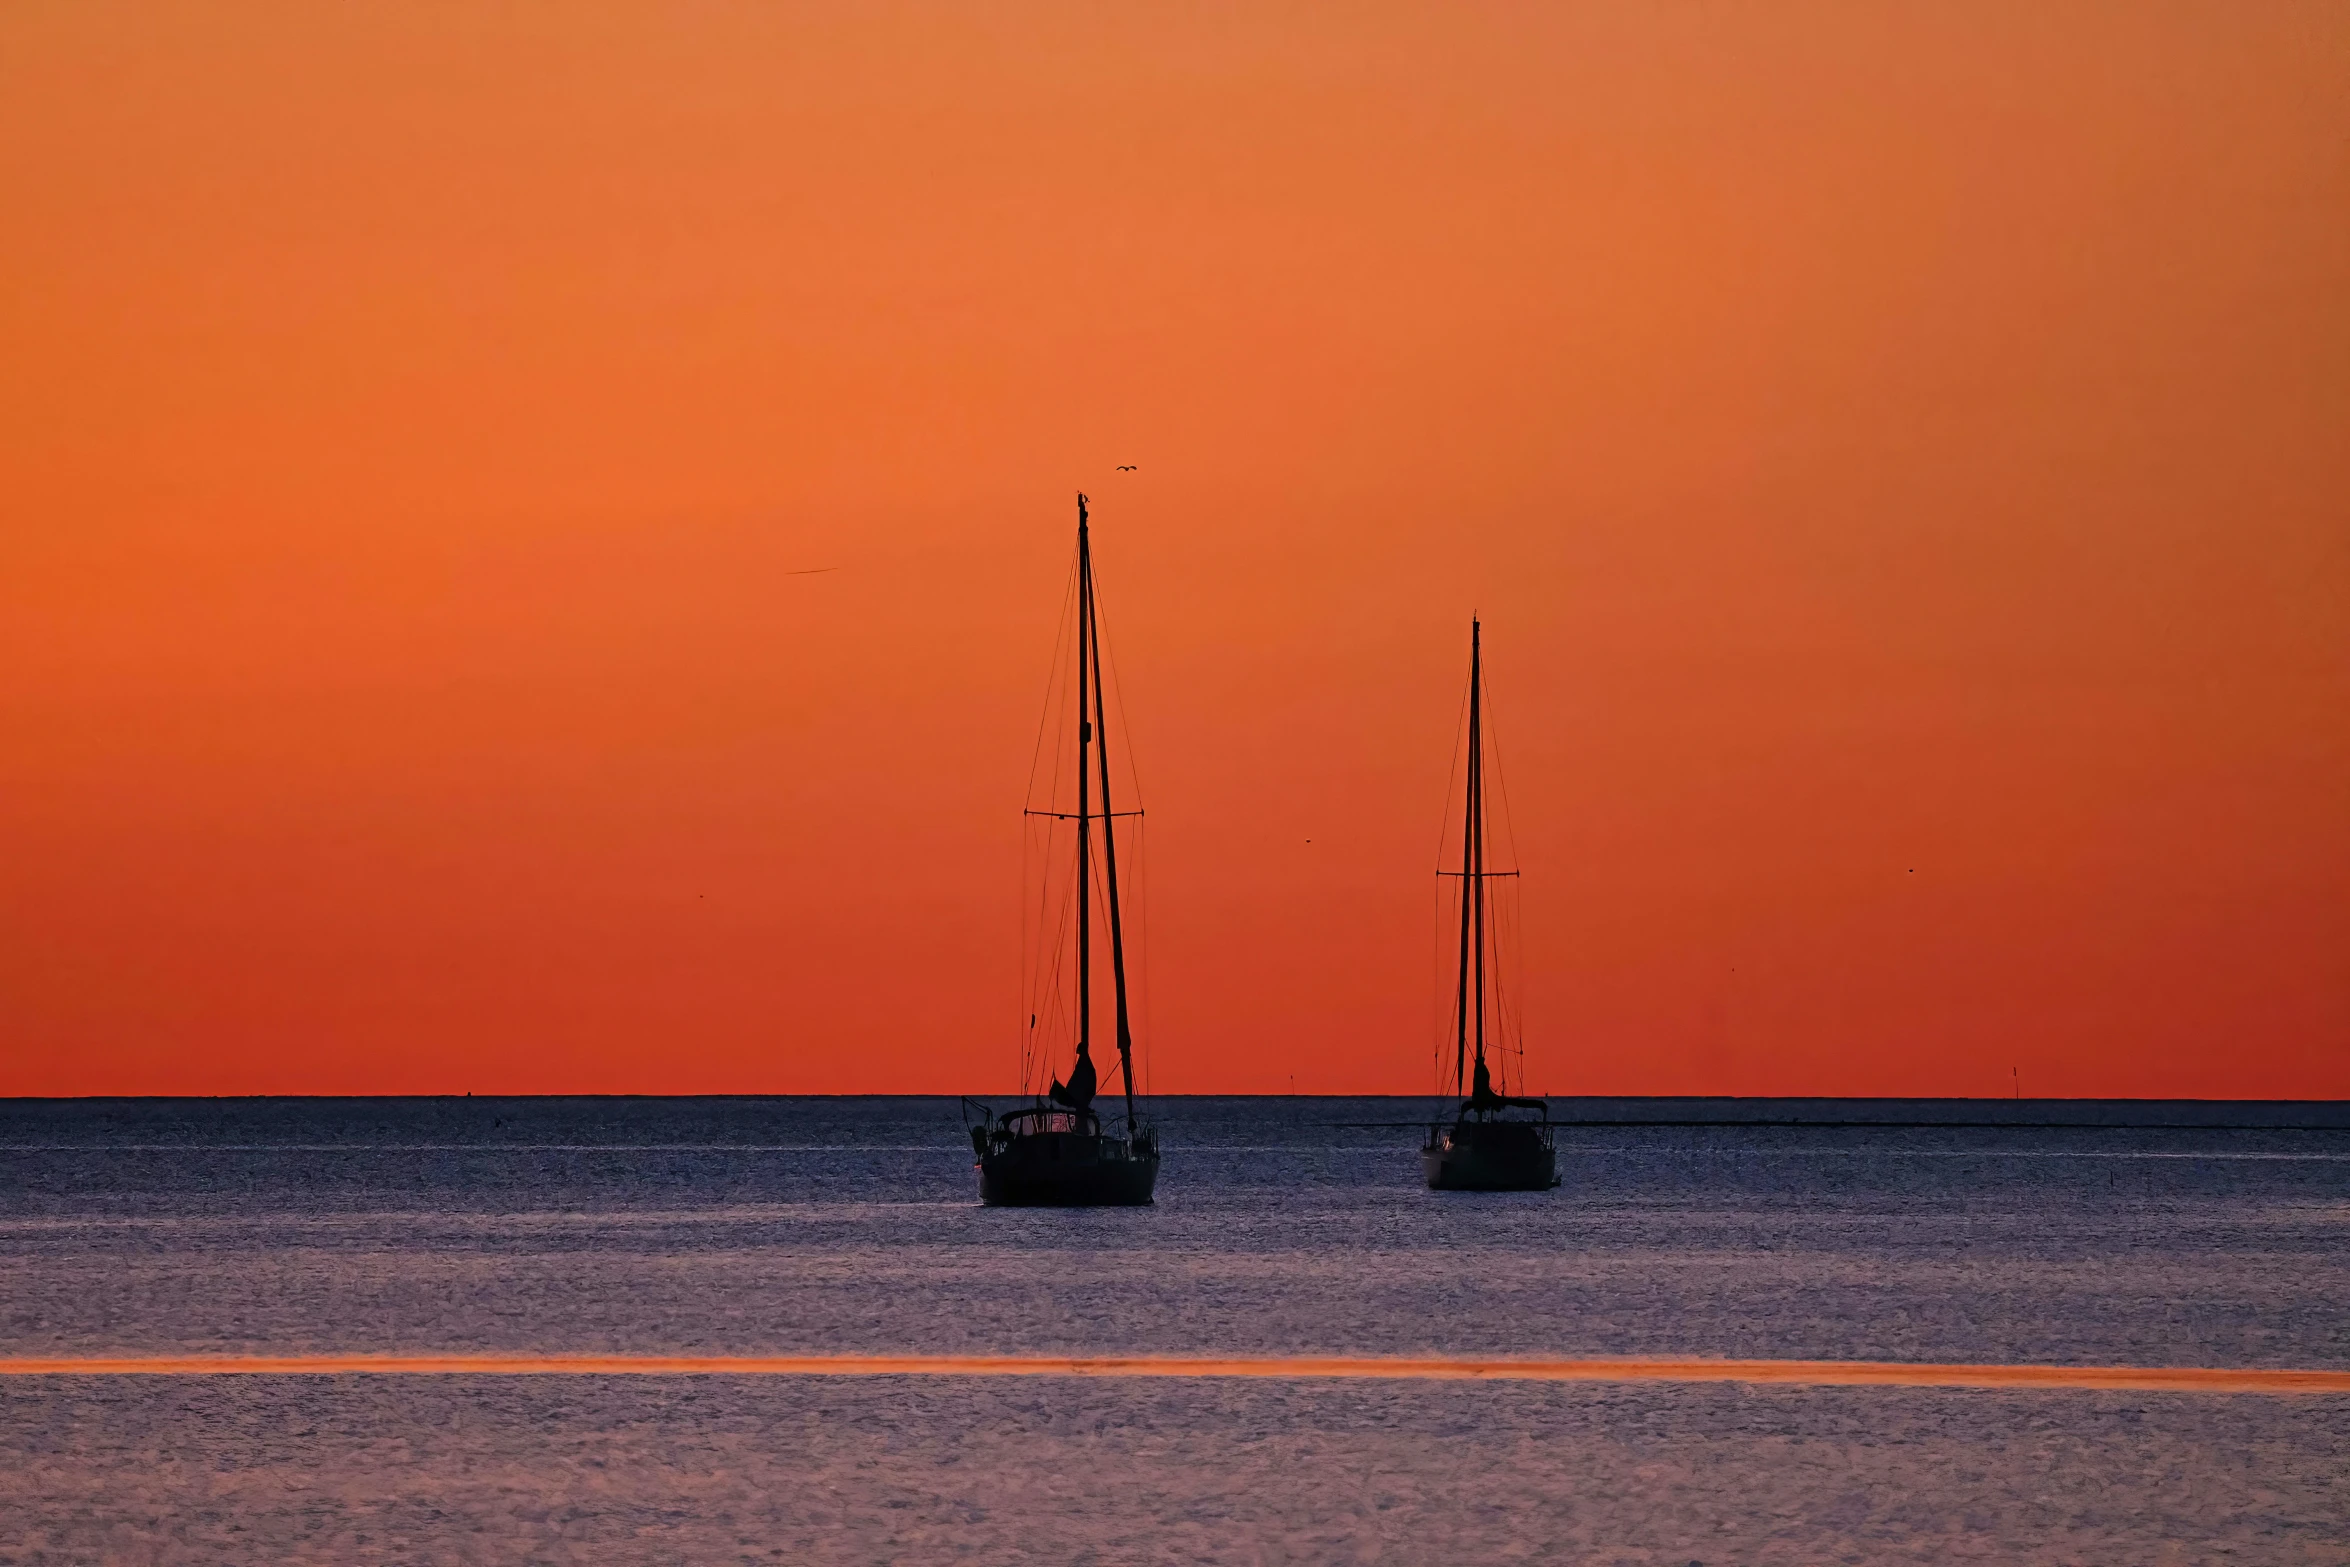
[970,494,1160,1205]
[1423,619,1557,1191]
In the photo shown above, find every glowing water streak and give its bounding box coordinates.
[1,1354,2344,1393]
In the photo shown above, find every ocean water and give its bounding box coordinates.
[2,1096,2345,1564]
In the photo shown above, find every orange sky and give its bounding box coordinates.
[3,1,2344,1097]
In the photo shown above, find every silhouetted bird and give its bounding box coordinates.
[1116,465,1137,471]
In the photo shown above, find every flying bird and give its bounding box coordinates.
[1117,465,1137,471]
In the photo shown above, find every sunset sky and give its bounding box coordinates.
[3,1,2343,1097]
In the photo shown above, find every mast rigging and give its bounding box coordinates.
[975,491,1160,1204]
[1083,497,1141,1134]
[1422,615,1556,1190]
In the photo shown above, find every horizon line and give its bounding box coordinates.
[4,1092,2344,1105]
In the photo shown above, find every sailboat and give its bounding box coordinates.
[969,494,1160,1205]
[1423,619,1558,1192]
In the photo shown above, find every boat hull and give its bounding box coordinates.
[978,1130,1159,1206]
[1423,1120,1557,1192]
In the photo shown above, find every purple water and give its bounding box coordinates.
[4,1096,2345,1563]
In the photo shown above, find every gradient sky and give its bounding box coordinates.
[3,1,2344,1097]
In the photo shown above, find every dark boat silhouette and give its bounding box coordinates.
[1423,619,1558,1192]
[970,494,1159,1205]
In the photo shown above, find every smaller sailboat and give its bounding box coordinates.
[1424,619,1558,1192]
[970,494,1160,1205]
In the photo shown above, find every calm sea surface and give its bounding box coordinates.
[3,1096,2345,1564]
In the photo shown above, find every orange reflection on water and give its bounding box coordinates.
[3,1355,2344,1394]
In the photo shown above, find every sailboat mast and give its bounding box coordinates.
[1451,619,1477,1098]
[1075,495,1092,1076]
[1088,559,1140,1134]
[1469,619,1488,1088]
